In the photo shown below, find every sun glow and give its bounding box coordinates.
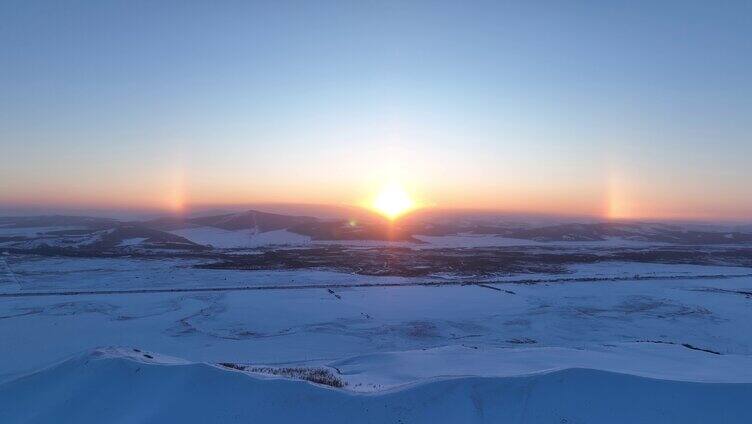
[371,182,414,220]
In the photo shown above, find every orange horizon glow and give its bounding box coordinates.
[2,163,751,223]
[3,192,751,223]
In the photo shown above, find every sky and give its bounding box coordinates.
[1,1,751,221]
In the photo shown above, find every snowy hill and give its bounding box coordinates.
[0,223,204,252]
[502,222,752,243]
[0,215,117,229]
[169,227,311,248]
[4,213,752,247]
[143,209,316,232]
[1,347,750,423]
[140,210,317,248]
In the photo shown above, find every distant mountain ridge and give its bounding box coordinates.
[2,211,752,250]
[143,210,317,232]
[0,215,117,229]
[499,222,752,244]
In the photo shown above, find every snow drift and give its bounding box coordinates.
[1,348,750,423]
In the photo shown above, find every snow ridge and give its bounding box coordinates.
[1,347,751,424]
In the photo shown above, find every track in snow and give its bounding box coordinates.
[0,272,750,298]
[0,259,20,291]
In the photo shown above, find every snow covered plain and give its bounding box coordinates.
[1,250,752,422]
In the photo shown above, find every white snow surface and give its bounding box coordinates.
[329,343,752,391]
[2,253,752,422]
[413,234,670,248]
[170,227,311,248]
[0,347,750,423]
[0,227,106,249]
[0,226,84,237]
[117,237,149,247]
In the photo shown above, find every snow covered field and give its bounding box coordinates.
[1,251,751,422]
[169,227,311,248]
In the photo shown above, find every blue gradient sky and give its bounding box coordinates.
[1,1,751,220]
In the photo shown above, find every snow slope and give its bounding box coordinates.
[329,343,752,391]
[1,348,750,424]
[170,227,311,248]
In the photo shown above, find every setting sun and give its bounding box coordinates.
[371,182,414,220]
